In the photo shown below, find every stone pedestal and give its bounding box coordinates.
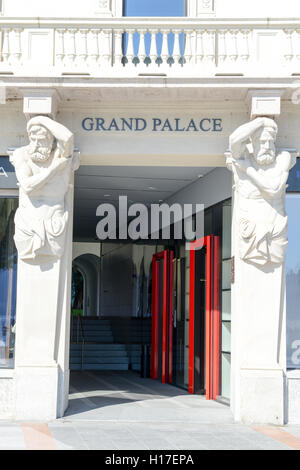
[239,368,286,424]
[15,366,59,421]
[231,242,287,424]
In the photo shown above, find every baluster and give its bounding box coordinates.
[114,29,123,66]
[67,28,77,65]
[296,29,300,61]
[2,28,11,64]
[173,29,181,64]
[12,28,22,64]
[126,29,135,66]
[205,29,215,64]
[184,29,193,65]
[240,29,250,61]
[284,29,294,61]
[160,29,169,65]
[149,30,158,65]
[228,30,238,61]
[139,29,147,65]
[56,28,66,65]
[78,29,88,65]
[102,29,112,66]
[218,29,227,65]
[90,28,100,64]
[195,29,204,64]
[190,30,197,65]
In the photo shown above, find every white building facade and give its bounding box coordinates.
[0,0,300,424]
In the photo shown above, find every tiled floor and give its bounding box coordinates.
[1,371,300,450]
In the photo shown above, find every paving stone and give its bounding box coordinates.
[0,371,300,450]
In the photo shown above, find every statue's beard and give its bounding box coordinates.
[29,147,52,163]
[253,150,275,166]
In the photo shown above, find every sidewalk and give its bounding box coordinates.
[0,371,300,450]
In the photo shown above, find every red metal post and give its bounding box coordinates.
[188,243,196,394]
[205,236,213,400]
[151,255,158,379]
[168,251,174,384]
[212,236,220,400]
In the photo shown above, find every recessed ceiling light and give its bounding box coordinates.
[148,187,156,190]
[198,174,204,178]
[104,194,111,197]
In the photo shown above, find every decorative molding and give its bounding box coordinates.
[187,0,215,18]
[95,0,113,17]
[22,89,60,120]
[247,89,283,120]
[199,0,214,12]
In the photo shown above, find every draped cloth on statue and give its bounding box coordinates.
[14,203,68,260]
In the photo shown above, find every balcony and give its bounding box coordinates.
[0,17,299,79]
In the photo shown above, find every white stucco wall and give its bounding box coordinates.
[215,0,300,18]
[3,102,298,169]
[2,0,120,17]
[0,370,15,419]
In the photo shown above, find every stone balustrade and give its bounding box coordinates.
[0,18,299,76]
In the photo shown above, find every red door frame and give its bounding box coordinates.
[188,236,220,399]
[151,250,173,384]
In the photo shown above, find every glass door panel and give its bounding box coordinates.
[151,250,173,384]
[188,236,220,400]
[173,256,189,389]
[221,201,232,399]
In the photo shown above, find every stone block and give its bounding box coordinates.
[240,368,286,425]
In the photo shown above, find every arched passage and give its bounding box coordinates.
[72,254,100,317]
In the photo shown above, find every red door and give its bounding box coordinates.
[188,236,220,400]
[151,250,174,384]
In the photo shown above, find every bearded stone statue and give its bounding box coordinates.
[10,116,79,261]
[226,117,296,266]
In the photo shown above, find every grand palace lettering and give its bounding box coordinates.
[82,117,223,133]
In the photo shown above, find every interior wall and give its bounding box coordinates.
[100,243,134,317]
[165,167,232,210]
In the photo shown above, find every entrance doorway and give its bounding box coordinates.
[150,237,220,400]
[69,164,232,410]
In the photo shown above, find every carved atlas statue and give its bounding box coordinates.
[226,117,296,266]
[10,116,79,262]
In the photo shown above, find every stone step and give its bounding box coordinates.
[71,326,112,332]
[73,336,114,341]
[71,342,126,348]
[70,356,129,364]
[70,364,129,371]
[71,349,128,358]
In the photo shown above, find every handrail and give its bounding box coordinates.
[0,17,300,28]
[1,18,299,76]
[70,314,85,370]
[78,315,85,370]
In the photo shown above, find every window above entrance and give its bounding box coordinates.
[123,0,186,17]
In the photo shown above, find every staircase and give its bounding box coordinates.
[70,318,130,371]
